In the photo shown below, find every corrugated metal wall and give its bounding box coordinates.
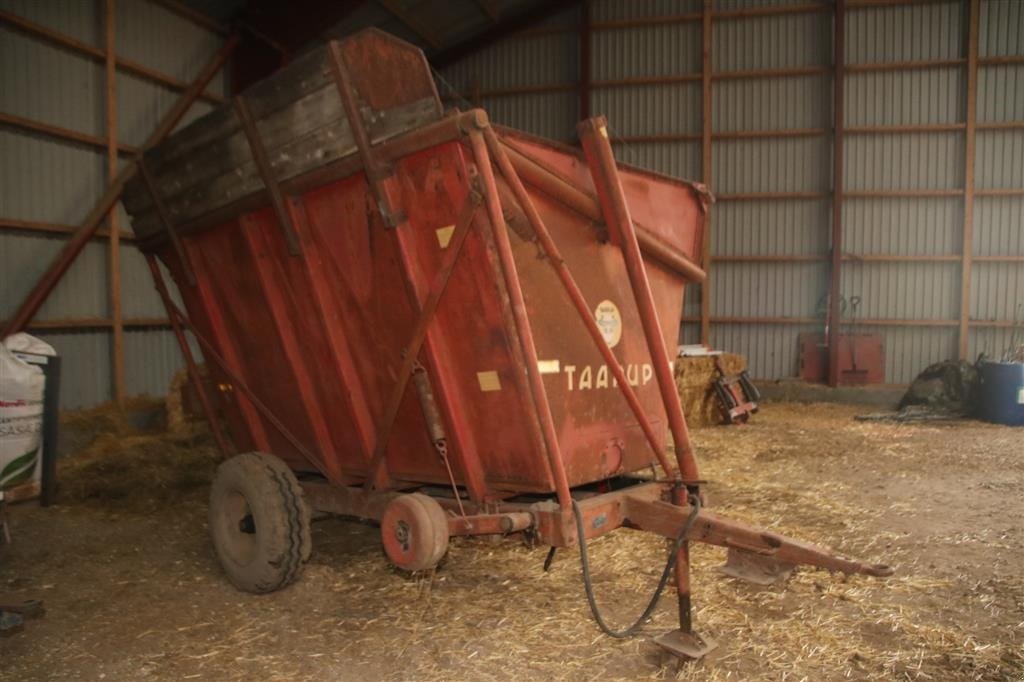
[0,0,225,407]
[441,0,1023,383]
[973,0,1024,361]
[2,1,1020,407]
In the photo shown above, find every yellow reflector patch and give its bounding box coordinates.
[537,359,560,374]
[436,225,455,248]
[476,370,501,392]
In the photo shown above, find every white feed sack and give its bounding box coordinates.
[0,333,55,499]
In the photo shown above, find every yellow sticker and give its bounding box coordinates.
[436,225,455,248]
[477,370,502,392]
[537,359,561,375]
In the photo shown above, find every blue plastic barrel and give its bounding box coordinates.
[978,361,1024,426]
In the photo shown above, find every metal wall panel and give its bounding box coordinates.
[118,73,219,149]
[708,8,831,381]
[975,129,1024,189]
[123,328,185,400]
[977,65,1024,122]
[714,0,814,9]
[713,322,820,380]
[969,327,1022,362]
[980,0,1024,56]
[477,92,578,142]
[846,1,964,63]
[591,0,701,21]
[439,17,578,142]
[856,325,959,384]
[713,13,831,71]
[714,262,828,318]
[116,0,226,91]
[32,331,112,409]
[0,128,107,225]
[613,140,701,181]
[971,262,1023,322]
[973,4,1024,372]
[0,0,101,46]
[0,25,105,135]
[593,84,701,136]
[713,137,831,192]
[845,70,965,126]
[0,233,109,321]
[592,24,701,79]
[842,197,962,256]
[715,199,831,256]
[442,32,579,90]
[841,262,960,320]
[973,196,1024,256]
[844,133,965,190]
[842,2,971,385]
[1,2,224,407]
[119,245,166,317]
[714,75,830,130]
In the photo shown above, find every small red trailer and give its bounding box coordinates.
[122,29,891,660]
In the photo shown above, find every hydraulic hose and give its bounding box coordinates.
[572,494,702,639]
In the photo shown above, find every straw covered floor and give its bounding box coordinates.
[2,401,1021,680]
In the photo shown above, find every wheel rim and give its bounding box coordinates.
[381,494,448,571]
[218,490,259,566]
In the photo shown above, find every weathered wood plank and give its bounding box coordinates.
[122,23,448,241]
[129,97,439,241]
[130,83,363,214]
[124,47,331,212]
[256,83,345,151]
[245,47,331,119]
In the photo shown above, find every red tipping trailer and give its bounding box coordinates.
[123,29,891,660]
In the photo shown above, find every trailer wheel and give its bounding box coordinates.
[381,493,449,572]
[208,452,311,593]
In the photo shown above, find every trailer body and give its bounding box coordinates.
[123,29,891,662]
[123,30,706,500]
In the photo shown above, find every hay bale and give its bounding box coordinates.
[675,353,747,428]
[166,364,216,437]
[58,399,218,509]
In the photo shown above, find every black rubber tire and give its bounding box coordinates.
[208,452,311,593]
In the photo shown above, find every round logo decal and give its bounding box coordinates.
[594,300,622,348]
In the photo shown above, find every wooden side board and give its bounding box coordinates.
[122,40,442,243]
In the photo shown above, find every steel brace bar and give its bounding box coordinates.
[160,296,332,480]
[578,117,701,485]
[146,254,231,458]
[480,126,680,483]
[363,194,481,490]
[467,129,574,510]
[137,159,196,286]
[234,95,301,255]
